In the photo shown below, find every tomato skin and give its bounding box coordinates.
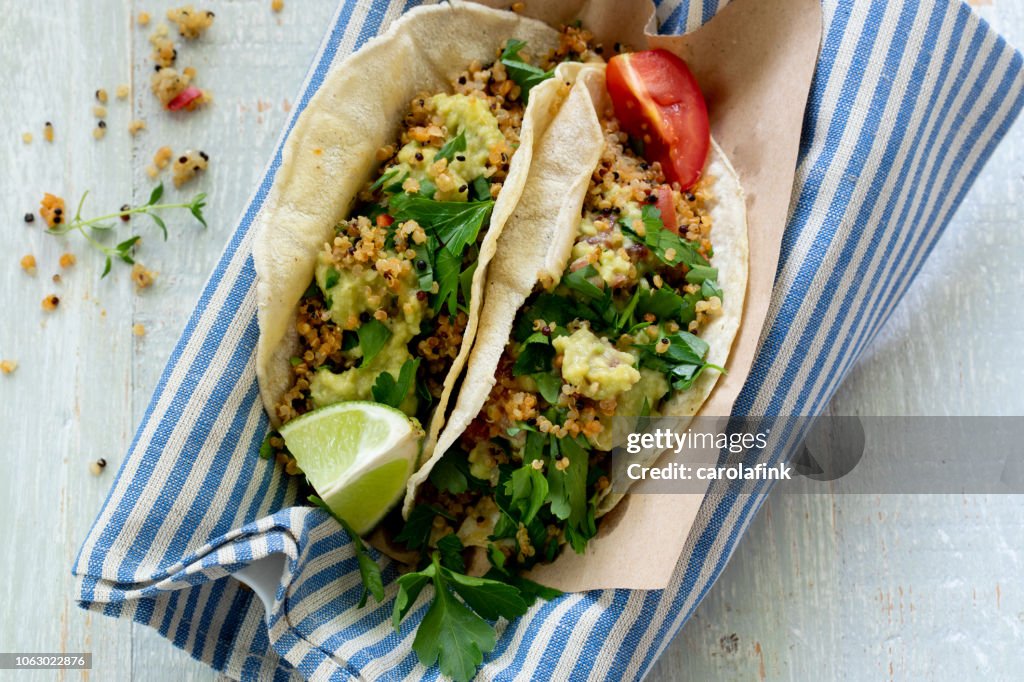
[653,186,678,234]
[606,49,710,190]
[376,213,394,228]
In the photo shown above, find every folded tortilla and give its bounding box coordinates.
[252,3,569,467]
[406,63,748,516]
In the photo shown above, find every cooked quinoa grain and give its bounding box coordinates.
[172,149,208,187]
[167,6,215,39]
[93,123,107,140]
[95,88,108,103]
[43,122,54,143]
[131,263,155,289]
[148,24,176,67]
[153,145,173,170]
[39,193,66,228]
[271,0,284,11]
[129,119,147,136]
[137,11,151,26]
[116,84,130,99]
[41,294,60,311]
[93,105,108,118]
[20,255,37,275]
[59,253,77,269]
[0,360,17,375]
[132,323,146,336]
[22,132,32,144]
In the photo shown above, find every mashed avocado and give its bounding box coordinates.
[553,327,641,401]
[310,255,425,416]
[394,93,503,201]
[570,241,634,287]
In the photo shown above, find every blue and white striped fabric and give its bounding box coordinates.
[73,0,1024,679]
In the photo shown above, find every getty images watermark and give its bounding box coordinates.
[622,428,793,483]
[610,416,1024,495]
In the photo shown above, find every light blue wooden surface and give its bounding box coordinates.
[0,1,1021,680]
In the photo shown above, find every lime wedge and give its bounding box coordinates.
[279,401,422,534]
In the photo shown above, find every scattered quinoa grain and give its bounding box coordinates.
[271,0,284,11]
[22,132,32,144]
[131,263,155,290]
[511,1,525,12]
[138,11,151,26]
[89,458,107,475]
[154,145,173,169]
[128,119,147,135]
[52,274,62,284]
[41,294,60,311]
[20,254,37,275]
[93,124,106,140]
[93,105,108,118]
[43,122,54,142]
[146,165,159,178]
[95,88,108,103]
[132,323,146,337]
[59,253,77,269]
[116,84,130,99]
[167,5,215,39]
[24,213,34,224]
[0,360,17,375]
[171,149,208,187]
[39,193,66,228]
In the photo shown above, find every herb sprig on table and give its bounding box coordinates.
[46,183,207,277]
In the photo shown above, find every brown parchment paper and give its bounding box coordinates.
[466,0,822,591]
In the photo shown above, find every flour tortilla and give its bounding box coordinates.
[405,63,749,516]
[253,2,569,473]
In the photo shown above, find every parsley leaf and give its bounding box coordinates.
[563,264,605,300]
[436,533,466,573]
[532,372,563,404]
[394,553,529,682]
[634,331,724,391]
[389,193,494,257]
[434,246,462,315]
[357,319,391,364]
[512,340,554,377]
[500,39,554,103]
[505,464,549,525]
[701,278,723,300]
[623,205,708,269]
[370,168,401,192]
[429,451,471,494]
[684,264,718,284]
[395,504,454,551]
[484,544,563,606]
[545,436,593,553]
[309,495,384,608]
[323,266,340,291]
[436,130,467,164]
[258,433,274,459]
[371,357,419,409]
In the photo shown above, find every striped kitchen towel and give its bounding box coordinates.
[73,0,1024,679]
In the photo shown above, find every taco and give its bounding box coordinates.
[252,3,595,495]
[401,44,748,573]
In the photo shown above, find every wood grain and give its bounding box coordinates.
[0,1,1021,681]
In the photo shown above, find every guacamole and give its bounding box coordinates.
[394,94,504,201]
[553,327,641,401]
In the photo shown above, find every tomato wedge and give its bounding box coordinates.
[653,185,678,234]
[167,85,203,111]
[606,49,710,190]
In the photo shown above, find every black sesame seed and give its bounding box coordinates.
[614,42,622,52]
[416,259,427,271]
[53,216,62,225]
[639,162,649,170]
[414,152,424,161]
[646,194,658,204]
[661,338,669,345]
[359,311,371,323]
[207,10,214,16]
[98,120,106,128]
[54,208,63,215]
[155,65,162,72]
[458,185,468,193]
[685,192,696,202]
[458,76,467,85]
[171,49,178,59]
[455,154,465,162]
[595,45,604,54]
[199,151,209,160]
[97,458,107,468]
[45,121,52,127]
[179,156,188,163]
[120,204,131,221]
[24,213,34,223]
[193,165,200,171]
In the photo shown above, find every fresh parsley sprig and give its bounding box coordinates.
[309,495,385,608]
[634,331,725,391]
[46,183,207,278]
[500,39,554,103]
[393,552,529,682]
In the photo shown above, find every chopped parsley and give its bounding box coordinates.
[634,331,725,391]
[371,358,419,409]
[356,318,391,364]
[500,39,554,103]
[435,130,467,164]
